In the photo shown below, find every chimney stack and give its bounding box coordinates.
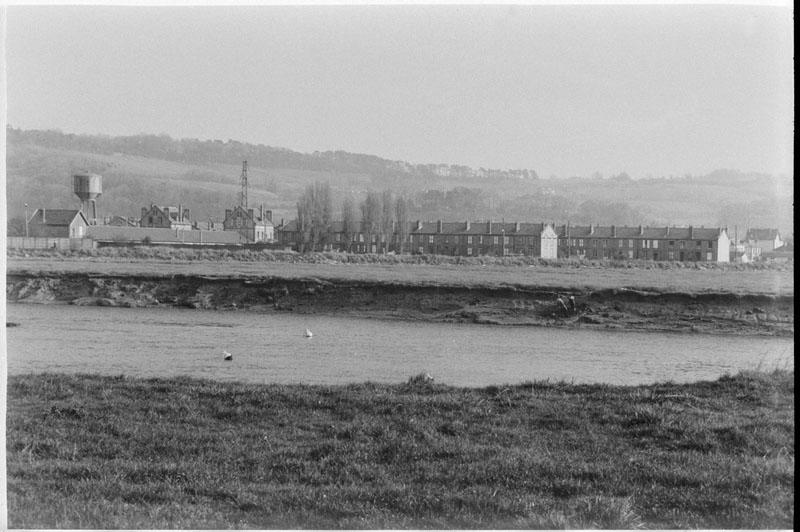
[589,224,595,235]
[689,225,694,239]
[437,220,443,233]
[487,220,493,234]
[265,210,273,223]
[515,221,521,232]
[465,220,470,231]
[639,225,644,236]
[42,208,46,224]
[416,220,423,231]
[611,225,617,238]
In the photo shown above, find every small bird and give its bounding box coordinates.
[223,351,233,361]
[304,329,313,338]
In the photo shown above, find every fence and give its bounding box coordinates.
[6,237,94,251]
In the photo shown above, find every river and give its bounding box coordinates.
[5,303,794,387]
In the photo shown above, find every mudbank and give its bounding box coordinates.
[6,272,794,337]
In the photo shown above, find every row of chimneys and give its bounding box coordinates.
[564,224,706,238]
[416,220,538,234]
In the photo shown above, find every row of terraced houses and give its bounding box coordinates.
[275,220,734,262]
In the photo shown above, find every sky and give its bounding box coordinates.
[3,3,794,178]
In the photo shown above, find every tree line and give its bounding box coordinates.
[295,183,410,253]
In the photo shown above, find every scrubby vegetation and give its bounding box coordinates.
[6,370,794,529]
[6,245,793,271]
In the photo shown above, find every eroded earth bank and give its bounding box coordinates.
[6,272,793,337]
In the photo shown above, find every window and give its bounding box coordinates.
[708,241,714,248]
[696,241,701,247]
[669,240,675,246]
[628,240,634,248]
[628,250,634,259]
[467,247,472,256]
[618,240,623,248]
[578,239,584,246]
[504,236,510,245]
[493,236,499,244]
[467,236,473,244]
[668,251,674,260]
[653,240,659,249]
[359,234,364,242]
[428,235,434,244]
[706,252,713,261]
[679,241,685,249]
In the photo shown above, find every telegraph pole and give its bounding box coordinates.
[24,203,29,238]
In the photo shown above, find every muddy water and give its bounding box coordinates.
[5,303,793,387]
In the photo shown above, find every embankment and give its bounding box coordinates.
[6,272,794,336]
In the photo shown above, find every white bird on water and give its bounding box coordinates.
[223,350,233,361]
[304,328,313,338]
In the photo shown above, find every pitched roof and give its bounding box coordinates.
[555,225,725,240]
[30,209,86,226]
[224,205,274,226]
[746,228,780,241]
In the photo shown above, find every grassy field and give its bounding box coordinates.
[6,370,794,529]
[6,251,794,295]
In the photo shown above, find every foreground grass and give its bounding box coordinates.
[6,371,794,529]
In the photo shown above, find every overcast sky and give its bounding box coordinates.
[4,4,794,178]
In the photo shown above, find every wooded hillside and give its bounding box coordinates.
[6,127,793,236]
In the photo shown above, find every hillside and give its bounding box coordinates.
[5,127,793,235]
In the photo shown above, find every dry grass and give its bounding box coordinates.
[6,370,794,529]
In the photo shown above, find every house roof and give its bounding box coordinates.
[555,225,725,240]
[746,228,781,241]
[30,209,86,226]
[224,205,274,226]
[277,219,554,236]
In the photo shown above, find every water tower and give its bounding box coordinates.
[73,172,102,225]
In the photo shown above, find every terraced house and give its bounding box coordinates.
[409,220,558,258]
[556,225,731,262]
[276,219,559,258]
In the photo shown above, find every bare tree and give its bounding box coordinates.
[341,197,356,252]
[297,181,332,252]
[395,195,409,254]
[380,190,394,253]
[360,191,381,254]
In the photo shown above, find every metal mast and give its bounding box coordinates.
[240,160,248,210]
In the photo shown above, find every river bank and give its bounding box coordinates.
[6,269,795,336]
[5,370,794,528]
